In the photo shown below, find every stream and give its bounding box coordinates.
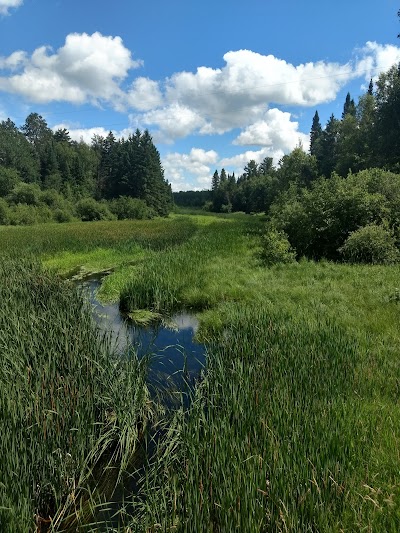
[78,275,206,403]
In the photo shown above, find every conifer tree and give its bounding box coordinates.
[310,111,322,158]
[342,92,356,118]
[211,170,220,191]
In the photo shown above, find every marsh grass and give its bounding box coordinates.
[2,214,400,531]
[131,298,400,531]
[0,259,154,532]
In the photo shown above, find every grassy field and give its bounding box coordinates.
[1,213,400,531]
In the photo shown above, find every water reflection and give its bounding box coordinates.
[78,277,205,397]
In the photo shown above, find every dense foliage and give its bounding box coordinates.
[182,62,400,264]
[0,116,172,224]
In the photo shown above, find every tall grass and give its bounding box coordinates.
[128,300,400,531]
[0,259,153,531]
[119,215,261,313]
[2,214,400,530]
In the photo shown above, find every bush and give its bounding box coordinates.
[9,204,38,225]
[0,198,10,225]
[7,182,41,206]
[260,228,296,266]
[76,198,114,222]
[53,208,73,223]
[109,196,154,220]
[339,224,400,264]
[0,167,20,197]
[40,189,66,209]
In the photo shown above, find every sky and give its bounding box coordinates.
[1,0,400,191]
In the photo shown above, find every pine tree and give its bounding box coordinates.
[342,92,356,118]
[211,170,220,191]
[310,111,322,157]
[318,114,340,177]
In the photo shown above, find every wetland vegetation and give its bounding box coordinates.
[1,213,400,531]
[1,60,400,531]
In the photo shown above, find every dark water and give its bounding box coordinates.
[78,277,206,398]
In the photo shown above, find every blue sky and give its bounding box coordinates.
[1,0,400,190]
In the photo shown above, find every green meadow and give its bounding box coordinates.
[1,213,400,531]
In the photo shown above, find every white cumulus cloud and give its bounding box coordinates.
[0,0,22,15]
[0,32,142,107]
[233,108,310,152]
[52,123,133,144]
[220,147,285,174]
[140,103,206,143]
[127,77,163,111]
[355,41,400,82]
[160,49,355,135]
[163,148,219,191]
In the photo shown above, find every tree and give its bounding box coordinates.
[310,110,322,159]
[259,157,274,176]
[0,119,40,182]
[21,113,52,147]
[0,167,20,197]
[54,128,72,144]
[243,160,259,179]
[277,146,319,190]
[211,170,220,192]
[317,114,340,177]
[356,92,377,169]
[374,63,400,170]
[342,92,356,118]
[335,113,360,176]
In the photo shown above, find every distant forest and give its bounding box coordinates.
[175,63,400,216]
[0,115,172,224]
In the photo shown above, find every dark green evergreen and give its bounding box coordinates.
[309,110,322,159]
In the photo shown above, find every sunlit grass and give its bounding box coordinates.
[1,213,400,530]
[0,259,154,531]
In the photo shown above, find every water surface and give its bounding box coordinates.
[78,277,206,397]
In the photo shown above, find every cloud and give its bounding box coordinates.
[130,47,384,140]
[0,51,26,70]
[233,108,310,152]
[163,148,219,191]
[159,50,355,135]
[52,123,133,144]
[0,32,142,107]
[355,41,400,82]
[220,148,285,173]
[0,0,22,15]
[127,77,163,111]
[139,103,206,143]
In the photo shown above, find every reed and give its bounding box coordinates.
[0,259,154,531]
[2,214,400,531]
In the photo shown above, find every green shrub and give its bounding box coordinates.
[7,182,41,206]
[339,223,400,264]
[0,167,20,197]
[0,198,10,225]
[260,227,296,265]
[109,196,154,220]
[76,198,114,222]
[9,204,38,225]
[40,189,66,209]
[53,208,73,223]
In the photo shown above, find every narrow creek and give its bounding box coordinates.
[77,274,206,402]
[74,275,207,527]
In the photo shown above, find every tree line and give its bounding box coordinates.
[174,62,400,264]
[0,114,173,224]
[195,63,400,216]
